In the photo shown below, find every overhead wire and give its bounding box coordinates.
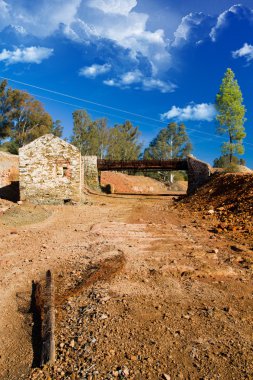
[1,76,253,149]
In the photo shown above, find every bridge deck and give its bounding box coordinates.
[97,159,188,171]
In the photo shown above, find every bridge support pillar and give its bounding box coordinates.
[187,156,211,195]
[83,156,99,190]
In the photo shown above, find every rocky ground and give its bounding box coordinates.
[0,173,252,380]
[179,173,253,246]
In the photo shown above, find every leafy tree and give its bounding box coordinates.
[213,154,245,168]
[107,121,142,160]
[95,117,109,159]
[0,80,13,141]
[71,111,141,159]
[8,90,53,150]
[0,80,62,153]
[71,110,109,157]
[143,122,192,184]
[143,122,192,159]
[52,119,63,138]
[215,68,246,163]
[71,110,92,153]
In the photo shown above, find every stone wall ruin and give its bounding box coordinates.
[17,134,212,204]
[19,134,83,204]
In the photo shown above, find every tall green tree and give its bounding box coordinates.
[107,121,142,160]
[143,122,192,184]
[143,122,192,160]
[0,80,13,141]
[71,111,141,159]
[0,80,62,153]
[71,110,109,157]
[215,68,246,163]
[95,117,109,159]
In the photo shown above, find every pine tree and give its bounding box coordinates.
[215,68,246,163]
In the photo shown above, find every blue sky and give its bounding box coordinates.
[0,0,253,167]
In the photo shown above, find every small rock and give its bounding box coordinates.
[100,313,108,320]
[208,248,219,254]
[122,366,129,376]
[69,339,75,348]
[208,209,215,215]
[100,296,111,303]
[162,375,171,380]
[17,201,23,205]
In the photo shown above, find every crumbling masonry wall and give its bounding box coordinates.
[187,156,211,195]
[19,134,83,204]
[83,156,99,190]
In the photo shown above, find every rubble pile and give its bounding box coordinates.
[179,173,253,243]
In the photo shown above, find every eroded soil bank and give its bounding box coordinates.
[0,193,252,380]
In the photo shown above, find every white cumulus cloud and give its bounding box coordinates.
[0,46,53,64]
[210,5,253,42]
[74,1,171,76]
[79,63,111,78]
[87,0,137,16]
[0,0,171,86]
[120,70,142,84]
[173,12,214,47]
[232,43,253,62]
[0,0,81,37]
[103,70,175,93]
[161,103,216,122]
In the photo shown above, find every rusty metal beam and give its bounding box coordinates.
[97,159,188,172]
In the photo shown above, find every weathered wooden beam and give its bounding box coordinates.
[40,270,55,366]
[97,158,188,171]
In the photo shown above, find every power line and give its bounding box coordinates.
[0,76,162,124]
[2,76,253,149]
[29,92,253,150]
[29,92,161,130]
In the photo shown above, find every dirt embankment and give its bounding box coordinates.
[100,172,171,194]
[178,173,253,245]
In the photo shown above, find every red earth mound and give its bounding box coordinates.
[100,171,171,194]
[178,173,253,245]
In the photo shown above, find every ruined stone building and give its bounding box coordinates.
[17,134,210,204]
[19,134,83,204]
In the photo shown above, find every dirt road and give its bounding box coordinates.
[0,195,252,380]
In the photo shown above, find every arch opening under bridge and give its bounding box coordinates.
[84,156,212,195]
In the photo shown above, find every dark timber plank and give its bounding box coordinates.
[40,270,55,366]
